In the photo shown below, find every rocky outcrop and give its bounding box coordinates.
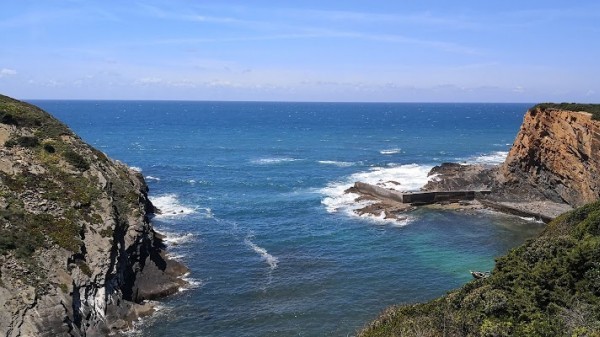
[352,105,600,222]
[500,106,600,207]
[0,95,187,336]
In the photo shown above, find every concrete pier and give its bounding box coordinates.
[352,182,491,205]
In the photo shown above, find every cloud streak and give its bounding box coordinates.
[0,68,17,78]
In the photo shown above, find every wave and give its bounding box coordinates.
[244,236,279,270]
[250,157,301,165]
[518,216,545,224]
[380,148,401,155]
[145,175,161,182]
[180,272,202,291]
[317,160,355,167]
[320,163,433,223]
[150,194,196,218]
[465,151,509,165]
[159,231,196,246]
[130,166,142,173]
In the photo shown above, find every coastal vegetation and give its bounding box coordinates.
[359,200,600,337]
[0,95,101,257]
[533,103,600,120]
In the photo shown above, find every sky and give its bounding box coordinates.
[0,0,599,102]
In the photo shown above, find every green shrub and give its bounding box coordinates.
[43,143,56,153]
[532,103,600,120]
[63,149,90,171]
[5,136,39,148]
[359,201,600,337]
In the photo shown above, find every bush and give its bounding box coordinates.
[5,136,39,148]
[532,103,600,120]
[63,149,90,171]
[359,201,600,337]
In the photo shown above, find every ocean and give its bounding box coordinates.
[32,101,544,336]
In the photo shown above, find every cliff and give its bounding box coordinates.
[0,95,187,336]
[358,104,600,336]
[500,104,600,207]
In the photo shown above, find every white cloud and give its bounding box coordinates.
[0,68,17,78]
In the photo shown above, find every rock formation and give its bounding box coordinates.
[352,104,600,222]
[500,105,600,207]
[0,95,187,336]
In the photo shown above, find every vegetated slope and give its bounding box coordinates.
[0,95,186,336]
[359,200,600,337]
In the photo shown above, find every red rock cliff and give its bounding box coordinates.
[501,106,600,207]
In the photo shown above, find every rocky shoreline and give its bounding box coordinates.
[349,105,600,224]
[0,95,189,336]
[347,162,573,224]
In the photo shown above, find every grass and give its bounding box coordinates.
[0,95,96,256]
[359,200,600,337]
[532,103,600,120]
[0,94,71,139]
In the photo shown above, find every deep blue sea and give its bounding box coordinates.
[32,101,544,336]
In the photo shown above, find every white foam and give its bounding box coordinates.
[320,163,433,222]
[250,157,301,165]
[244,236,279,270]
[317,160,355,167]
[518,216,545,224]
[467,151,508,165]
[166,252,186,260]
[150,194,196,218]
[145,175,161,182]
[179,272,202,291]
[160,231,196,246]
[130,166,142,173]
[360,211,415,226]
[380,148,401,155]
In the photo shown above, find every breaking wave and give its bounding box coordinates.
[150,194,196,218]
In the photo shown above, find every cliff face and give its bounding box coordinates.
[0,95,187,336]
[501,106,600,207]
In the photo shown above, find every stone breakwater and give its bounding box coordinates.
[0,95,187,337]
[350,106,600,223]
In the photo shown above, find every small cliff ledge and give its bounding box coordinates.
[501,104,600,207]
[0,95,187,336]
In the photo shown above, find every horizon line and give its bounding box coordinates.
[21,97,541,105]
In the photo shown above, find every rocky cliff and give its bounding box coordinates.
[358,104,600,336]
[500,105,600,207]
[0,95,187,336]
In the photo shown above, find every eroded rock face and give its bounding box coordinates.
[501,107,600,207]
[0,95,187,336]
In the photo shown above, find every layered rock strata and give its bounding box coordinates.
[500,107,600,207]
[0,95,187,336]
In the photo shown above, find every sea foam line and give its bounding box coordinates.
[250,157,301,165]
[317,160,355,167]
[380,148,401,155]
[244,236,279,270]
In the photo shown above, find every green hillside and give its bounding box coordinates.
[359,201,600,337]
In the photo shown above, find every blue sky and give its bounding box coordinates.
[0,0,599,102]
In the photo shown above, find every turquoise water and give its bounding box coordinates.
[33,101,543,336]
